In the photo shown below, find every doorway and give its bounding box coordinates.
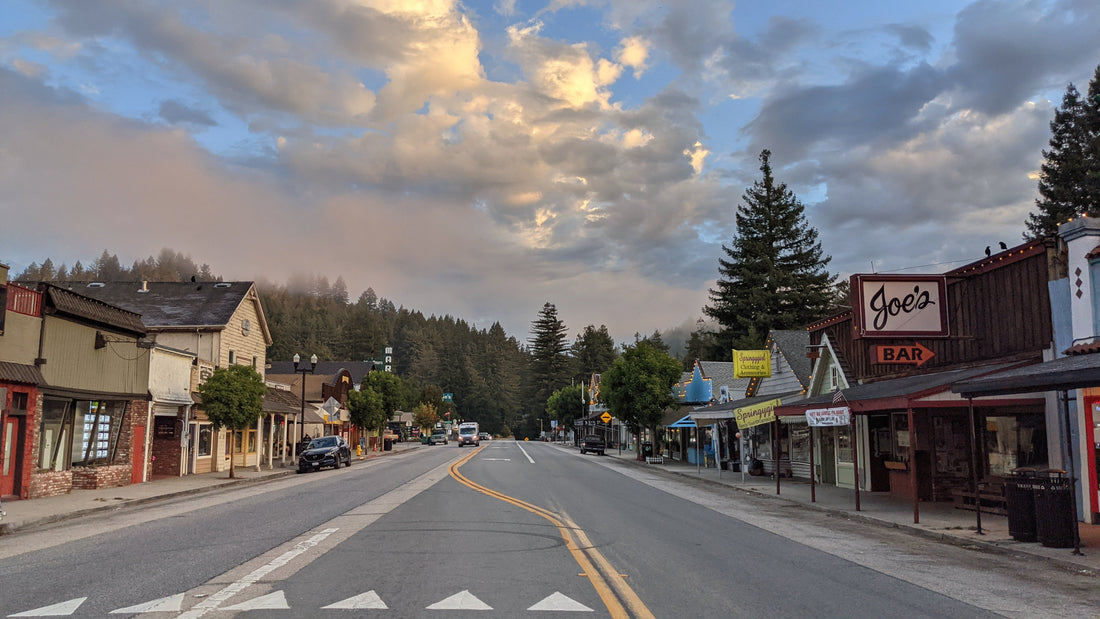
[1,415,26,497]
[820,430,837,484]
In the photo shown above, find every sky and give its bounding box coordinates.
[1,0,1099,344]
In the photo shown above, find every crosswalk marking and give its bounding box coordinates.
[222,591,289,611]
[109,593,185,614]
[426,590,493,610]
[322,590,389,610]
[9,597,87,617]
[528,592,594,612]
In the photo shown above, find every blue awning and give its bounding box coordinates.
[666,415,697,428]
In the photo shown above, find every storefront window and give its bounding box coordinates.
[247,430,256,454]
[986,414,1047,475]
[37,398,70,470]
[790,425,811,463]
[837,425,852,462]
[234,430,243,453]
[197,425,212,457]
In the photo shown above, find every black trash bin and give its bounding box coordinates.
[383,438,393,452]
[1005,468,1038,542]
[642,442,654,458]
[1033,469,1076,548]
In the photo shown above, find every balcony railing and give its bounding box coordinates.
[7,284,42,316]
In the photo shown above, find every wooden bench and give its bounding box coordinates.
[952,484,1007,515]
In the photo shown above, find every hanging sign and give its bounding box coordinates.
[734,398,781,429]
[733,350,772,378]
[851,274,949,338]
[872,343,935,367]
[805,407,851,427]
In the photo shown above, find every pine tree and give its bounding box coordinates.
[528,302,572,422]
[1025,81,1097,238]
[704,149,835,352]
[570,325,618,382]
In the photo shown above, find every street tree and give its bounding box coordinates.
[1025,77,1099,239]
[197,365,266,479]
[412,402,440,433]
[346,386,386,447]
[600,341,682,455]
[704,149,835,352]
[546,383,586,441]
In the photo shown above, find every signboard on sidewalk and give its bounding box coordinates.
[805,407,851,427]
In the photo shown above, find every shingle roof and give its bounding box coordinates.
[42,284,147,335]
[767,330,812,386]
[263,388,304,415]
[0,361,45,385]
[267,361,377,386]
[74,281,252,328]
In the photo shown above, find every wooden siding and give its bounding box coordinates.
[817,247,1053,382]
[40,317,150,394]
[220,290,267,378]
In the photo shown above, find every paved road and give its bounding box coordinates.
[0,441,1094,617]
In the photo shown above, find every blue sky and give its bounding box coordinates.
[1,0,1098,343]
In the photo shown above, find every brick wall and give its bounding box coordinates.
[29,469,72,498]
[71,464,129,490]
[151,417,183,476]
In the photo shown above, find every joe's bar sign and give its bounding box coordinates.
[851,274,949,338]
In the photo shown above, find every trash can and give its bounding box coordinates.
[383,438,393,451]
[642,442,654,458]
[1033,469,1076,548]
[1005,468,1038,543]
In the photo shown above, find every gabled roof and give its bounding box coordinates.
[74,281,262,334]
[766,330,812,386]
[40,284,147,336]
[267,361,377,386]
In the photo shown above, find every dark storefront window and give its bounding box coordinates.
[985,414,1047,475]
[37,398,70,471]
[197,425,212,456]
[37,398,128,469]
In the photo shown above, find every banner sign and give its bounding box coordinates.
[851,274,949,338]
[734,398,781,429]
[805,407,851,427]
[733,349,772,378]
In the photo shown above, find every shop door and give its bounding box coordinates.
[1,416,25,496]
[820,431,836,484]
[131,425,146,484]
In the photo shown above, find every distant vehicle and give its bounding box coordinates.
[457,422,480,447]
[429,430,448,445]
[298,436,351,472]
[478,432,491,441]
[579,435,605,456]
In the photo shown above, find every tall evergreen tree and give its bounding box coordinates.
[1025,81,1097,238]
[528,302,572,424]
[704,149,835,351]
[570,324,618,382]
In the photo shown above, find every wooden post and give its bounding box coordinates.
[775,418,781,495]
[968,398,983,534]
[810,424,816,503]
[852,414,861,511]
[908,406,919,524]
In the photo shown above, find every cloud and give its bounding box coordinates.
[158,100,217,127]
[616,35,650,78]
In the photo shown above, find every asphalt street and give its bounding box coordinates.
[0,441,1095,617]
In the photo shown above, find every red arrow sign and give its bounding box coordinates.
[873,343,935,367]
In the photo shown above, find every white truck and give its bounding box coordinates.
[457,422,480,447]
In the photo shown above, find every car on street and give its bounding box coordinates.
[579,434,605,455]
[478,432,491,441]
[297,436,351,472]
[457,422,480,447]
[428,430,448,445]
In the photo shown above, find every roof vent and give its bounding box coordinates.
[87,282,105,288]
[138,281,148,293]
[214,283,231,288]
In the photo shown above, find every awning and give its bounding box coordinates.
[774,361,1036,416]
[952,353,1100,397]
[689,391,803,428]
[666,415,697,428]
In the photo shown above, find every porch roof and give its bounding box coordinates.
[951,352,1100,398]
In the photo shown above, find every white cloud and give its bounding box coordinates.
[616,35,650,78]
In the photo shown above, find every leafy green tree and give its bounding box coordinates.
[364,369,405,418]
[1025,81,1098,238]
[346,387,386,445]
[412,402,440,432]
[571,325,618,383]
[600,341,682,455]
[527,302,572,430]
[197,365,266,479]
[704,149,835,352]
[546,384,586,440]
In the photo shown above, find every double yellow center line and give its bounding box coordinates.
[449,447,654,619]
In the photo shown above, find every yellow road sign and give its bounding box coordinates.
[599,411,612,423]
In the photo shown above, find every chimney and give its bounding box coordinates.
[140,281,148,293]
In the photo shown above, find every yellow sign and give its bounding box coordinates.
[734,398,781,429]
[600,411,613,424]
[733,349,772,378]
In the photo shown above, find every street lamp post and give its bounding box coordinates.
[293,353,317,459]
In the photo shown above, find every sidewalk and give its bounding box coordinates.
[0,442,420,535]
[597,444,1099,576]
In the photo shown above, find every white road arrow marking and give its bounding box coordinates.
[528,592,595,612]
[9,597,87,616]
[322,590,389,609]
[109,593,185,614]
[426,590,492,610]
[222,591,289,611]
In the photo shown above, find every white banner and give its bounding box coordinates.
[805,407,851,427]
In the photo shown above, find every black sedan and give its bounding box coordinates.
[298,436,351,472]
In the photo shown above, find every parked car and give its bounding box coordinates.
[298,436,351,472]
[478,432,491,441]
[429,430,448,445]
[579,435,605,456]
